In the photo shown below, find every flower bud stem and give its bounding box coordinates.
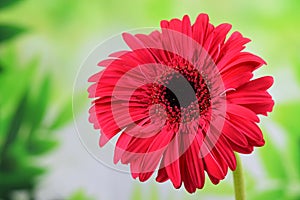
[233,154,246,200]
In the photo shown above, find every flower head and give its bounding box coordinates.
[88,14,274,193]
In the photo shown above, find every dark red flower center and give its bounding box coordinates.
[151,66,211,124]
[165,75,197,108]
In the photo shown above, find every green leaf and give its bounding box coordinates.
[0,45,18,71]
[49,91,86,130]
[284,137,300,180]
[0,62,3,73]
[131,184,142,200]
[272,102,300,137]
[258,135,287,180]
[296,139,300,176]
[67,189,95,200]
[0,165,45,190]
[0,91,28,170]
[0,25,25,43]
[0,0,22,9]
[271,102,300,178]
[27,138,58,156]
[0,54,38,108]
[193,179,233,197]
[49,98,73,130]
[145,0,172,22]
[149,185,159,200]
[250,188,285,200]
[27,74,51,134]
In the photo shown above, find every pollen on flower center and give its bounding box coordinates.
[151,66,211,124]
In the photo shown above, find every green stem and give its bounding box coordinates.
[233,154,246,200]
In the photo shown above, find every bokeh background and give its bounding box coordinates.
[1,0,300,199]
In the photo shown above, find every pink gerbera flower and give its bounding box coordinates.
[88,14,274,193]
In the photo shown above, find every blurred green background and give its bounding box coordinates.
[0,0,299,199]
